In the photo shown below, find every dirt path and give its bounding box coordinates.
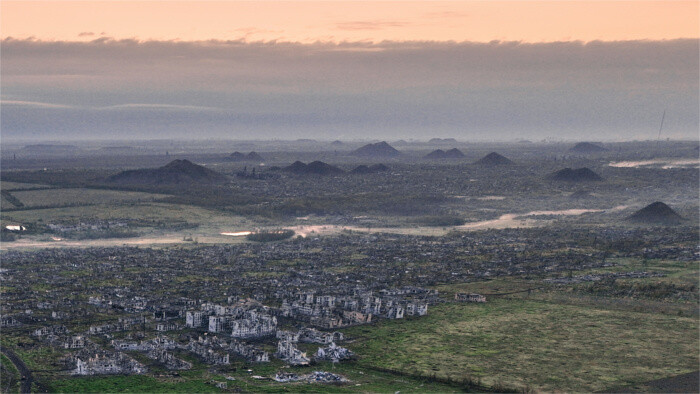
[0,345,33,393]
[1,205,630,250]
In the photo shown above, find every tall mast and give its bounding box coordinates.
[655,110,666,154]
[656,109,666,141]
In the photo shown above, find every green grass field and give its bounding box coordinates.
[2,202,251,228]
[1,193,19,209]
[48,375,219,393]
[0,200,272,248]
[342,298,698,392]
[45,360,464,393]
[7,188,168,209]
[0,181,53,191]
[0,353,21,393]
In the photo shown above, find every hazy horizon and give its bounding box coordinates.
[3,136,700,146]
[2,38,698,142]
[1,1,698,142]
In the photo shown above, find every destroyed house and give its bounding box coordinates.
[228,340,270,363]
[208,316,233,333]
[147,348,192,370]
[186,341,230,365]
[185,310,211,328]
[299,327,343,344]
[276,339,310,366]
[70,351,147,376]
[315,342,354,361]
[230,312,277,339]
[455,293,486,303]
[405,302,428,316]
[63,335,87,349]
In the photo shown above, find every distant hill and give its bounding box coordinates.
[627,202,684,225]
[428,138,458,144]
[550,167,603,182]
[282,161,345,175]
[350,163,389,174]
[229,151,264,162]
[424,148,465,159]
[247,152,264,161]
[351,141,401,158]
[569,142,607,153]
[283,161,308,173]
[330,140,344,146]
[229,152,246,161]
[474,152,514,165]
[106,159,227,185]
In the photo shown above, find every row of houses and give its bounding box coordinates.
[276,327,343,344]
[279,289,431,327]
[68,349,147,376]
[188,309,278,339]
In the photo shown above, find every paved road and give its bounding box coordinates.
[645,370,700,393]
[601,370,699,393]
[0,345,33,393]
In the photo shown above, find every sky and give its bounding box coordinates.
[1,1,698,141]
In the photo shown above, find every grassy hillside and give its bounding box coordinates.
[343,296,698,392]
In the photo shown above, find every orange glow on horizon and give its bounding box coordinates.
[1,1,698,43]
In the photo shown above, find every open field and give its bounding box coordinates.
[48,375,218,393]
[569,258,699,302]
[1,194,19,209]
[0,201,268,249]
[1,201,249,227]
[342,297,699,392]
[0,181,53,191]
[7,188,168,209]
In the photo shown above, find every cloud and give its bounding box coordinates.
[1,38,697,140]
[229,27,285,39]
[334,20,409,31]
[78,32,95,37]
[97,103,224,112]
[1,100,76,109]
